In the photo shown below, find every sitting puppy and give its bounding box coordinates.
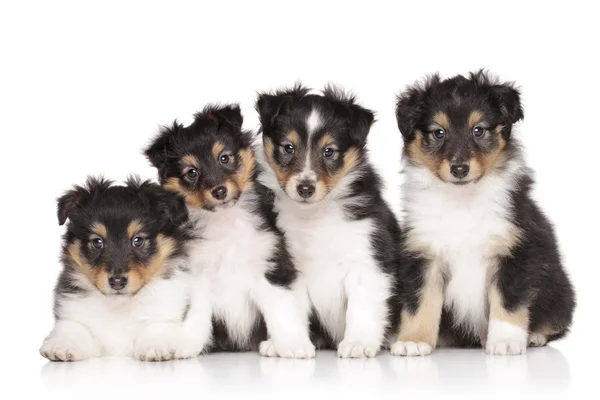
[40,177,193,361]
[144,104,314,358]
[256,84,403,358]
[392,70,576,356]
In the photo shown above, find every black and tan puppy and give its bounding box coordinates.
[40,177,194,361]
[392,70,575,356]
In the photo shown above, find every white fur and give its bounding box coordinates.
[486,319,528,355]
[40,264,192,361]
[401,154,527,344]
[182,190,314,358]
[390,341,433,356]
[259,145,392,358]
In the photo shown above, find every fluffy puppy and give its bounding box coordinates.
[256,84,402,358]
[144,104,314,358]
[392,70,576,356]
[40,177,194,361]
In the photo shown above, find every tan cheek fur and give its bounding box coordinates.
[67,241,110,294]
[319,147,360,195]
[264,137,294,189]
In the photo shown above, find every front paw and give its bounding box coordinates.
[40,337,92,361]
[485,339,527,355]
[485,320,528,355]
[337,339,379,358]
[259,340,316,359]
[390,340,433,356]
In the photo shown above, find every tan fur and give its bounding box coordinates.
[320,147,359,192]
[488,285,529,329]
[432,111,450,129]
[472,136,507,179]
[127,234,176,294]
[164,177,206,209]
[468,110,484,128]
[319,133,334,148]
[231,148,256,193]
[67,241,109,294]
[407,133,444,179]
[396,260,444,347]
[263,137,293,188]
[182,154,199,168]
[91,222,107,238]
[286,131,300,146]
[126,220,143,239]
[212,142,225,160]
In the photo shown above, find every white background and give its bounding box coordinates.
[1,1,598,399]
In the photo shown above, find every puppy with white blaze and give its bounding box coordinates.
[256,84,403,358]
[391,70,576,356]
[145,104,314,358]
[40,177,194,361]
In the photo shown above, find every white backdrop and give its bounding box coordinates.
[1,1,598,399]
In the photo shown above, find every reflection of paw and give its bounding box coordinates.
[337,340,378,358]
[259,340,316,359]
[528,333,548,347]
[40,336,92,361]
[390,341,432,356]
[486,320,528,356]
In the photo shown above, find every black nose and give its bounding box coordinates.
[296,183,315,199]
[211,186,228,200]
[109,275,128,291]
[450,164,470,179]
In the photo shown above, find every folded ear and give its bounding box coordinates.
[490,84,524,124]
[396,74,440,140]
[57,177,112,225]
[255,83,310,131]
[128,176,189,227]
[348,104,375,147]
[144,121,181,170]
[205,104,243,130]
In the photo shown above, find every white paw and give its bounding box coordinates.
[337,340,379,358]
[40,336,92,361]
[390,341,433,356]
[133,324,203,362]
[486,339,527,355]
[528,333,548,347]
[259,340,316,359]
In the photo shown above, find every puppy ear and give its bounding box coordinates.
[348,104,375,147]
[396,74,440,140]
[205,104,243,130]
[255,83,310,131]
[57,177,112,225]
[144,121,180,170]
[129,176,189,227]
[490,84,524,124]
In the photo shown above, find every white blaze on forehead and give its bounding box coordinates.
[298,108,322,182]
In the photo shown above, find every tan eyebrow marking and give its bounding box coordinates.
[212,142,225,160]
[468,110,484,128]
[286,131,300,145]
[91,222,107,238]
[127,220,143,239]
[182,154,199,167]
[432,111,450,129]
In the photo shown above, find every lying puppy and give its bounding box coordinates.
[256,84,403,358]
[145,104,314,358]
[40,177,193,361]
[392,70,576,356]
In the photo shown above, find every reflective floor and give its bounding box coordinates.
[38,347,574,399]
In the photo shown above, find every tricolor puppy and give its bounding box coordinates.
[256,85,402,358]
[392,70,576,356]
[40,177,193,361]
[145,104,314,358]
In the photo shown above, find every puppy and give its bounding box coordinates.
[392,70,576,356]
[144,104,315,358]
[256,84,402,358]
[40,177,194,361]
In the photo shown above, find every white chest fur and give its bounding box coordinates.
[403,163,521,337]
[187,201,277,345]
[274,196,376,343]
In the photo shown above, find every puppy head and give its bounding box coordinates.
[396,70,524,184]
[256,83,374,204]
[57,176,188,296]
[144,104,256,211]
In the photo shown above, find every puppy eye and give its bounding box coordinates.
[284,144,295,154]
[92,238,104,249]
[473,126,485,137]
[186,168,199,179]
[219,154,230,165]
[323,148,335,158]
[132,236,144,247]
[433,129,446,139]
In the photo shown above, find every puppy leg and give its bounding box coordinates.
[337,266,391,358]
[40,320,100,361]
[391,259,444,357]
[256,278,315,359]
[485,284,529,355]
